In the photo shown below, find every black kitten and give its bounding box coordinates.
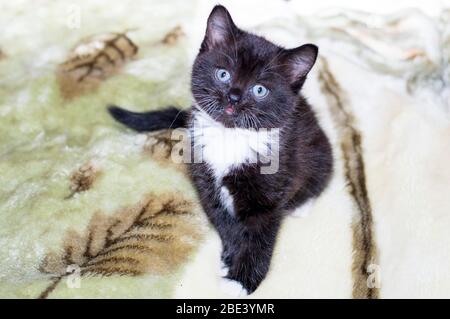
[108,5,332,295]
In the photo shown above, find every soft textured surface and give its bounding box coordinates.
[0,0,449,298]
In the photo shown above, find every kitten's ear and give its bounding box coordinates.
[201,5,238,52]
[283,44,318,89]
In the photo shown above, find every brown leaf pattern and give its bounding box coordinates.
[143,130,184,163]
[57,32,138,99]
[65,161,101,199]
[38,193,202,298]
[318,57,378,299]
[161,26,185,45]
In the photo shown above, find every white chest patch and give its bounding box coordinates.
[191,110,275,215]
[191,110,272,181]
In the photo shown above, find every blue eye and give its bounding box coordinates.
[215,68,231,83]
[252,84,269,99]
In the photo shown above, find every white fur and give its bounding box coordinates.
[220,278,248,297]
[219,259,230,277]
[290,199,315,218]
[220,186,235,216]
[192,110,272,182]
[192,110,275,212]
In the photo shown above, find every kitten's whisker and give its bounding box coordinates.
[168,108,187,130]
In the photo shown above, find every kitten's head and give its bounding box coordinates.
[191,5,318,129]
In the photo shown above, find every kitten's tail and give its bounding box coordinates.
[107,105,188,132]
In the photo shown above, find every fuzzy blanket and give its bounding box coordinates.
[1,0,449,298]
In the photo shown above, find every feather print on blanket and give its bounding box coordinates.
[38,193,202,299]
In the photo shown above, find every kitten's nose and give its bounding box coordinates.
[227,88,241,105]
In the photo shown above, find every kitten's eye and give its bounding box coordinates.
[215,68,231,83]
[252,84,269,99]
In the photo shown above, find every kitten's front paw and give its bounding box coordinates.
[220,278,248,298]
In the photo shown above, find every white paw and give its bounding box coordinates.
[290,199,314,218]
[219,260,229,277]
[220,278,248,298]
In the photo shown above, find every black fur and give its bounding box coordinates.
[108,5,333,295]
[107,105,188,131]
[189,96,332,293]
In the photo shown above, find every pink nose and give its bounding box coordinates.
[225,105,234,115]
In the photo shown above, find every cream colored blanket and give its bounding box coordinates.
[0,0,449,298]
